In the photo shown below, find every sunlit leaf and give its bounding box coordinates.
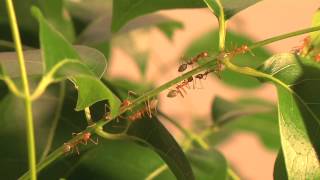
[259,53,320,179]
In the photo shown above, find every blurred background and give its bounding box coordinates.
[107,1,319,179]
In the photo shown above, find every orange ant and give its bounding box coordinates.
[193,69,214,88]
[120,91,137,111]
[226,44,253,58]
[63,132,98,155]
[292,36,310,55]
[127,99,158,121]
[178,52,209,72]
[103,91,136,121]
[167,76,194,98]
[315,53,320,62]
[195,69,214,80]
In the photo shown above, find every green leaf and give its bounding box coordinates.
[31,7,120,112]
[127,116,195,180]
[37,0,75,42]
[203,0,262,19]
[0,82,62,179]
[156,21,184,41]
[31,7,80,73]
[187,149,227,180]
[183,29,271,88]
[0,46,106,78]
[155,149,228,180]
[0,0,74,48]
[259,53,320,179]
[73,76,120,117]
[77,12,183,73]
[78,14,182,45]
[274,149,288,180]
[0,65,4,78]
[210,96,280,150]
[52,140,174,180]
[111,0,205,32]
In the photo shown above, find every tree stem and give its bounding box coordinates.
[216,0,227,51]
[249,26,320,50]
[6,1,37,180]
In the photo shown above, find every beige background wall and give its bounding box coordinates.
[109,1,319,179]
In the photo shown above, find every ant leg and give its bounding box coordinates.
[192,78,196,89]
[248,48,255,56]
[180,86,187,94]
[177,88,184,98]
[146,98,152,118]
[72,132,80,137]
[90,137,99,145]
[203,74,208,80]
[104,104,113,120]
[197,78,204,89]
[87,123,96,128]
[75,145,80,155]
[127,90,138,100]
[83,139,88,145]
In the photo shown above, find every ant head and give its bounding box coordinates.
[178,64,188,72]
[83,132,91,141]
[242,45,249,51]
[187,76,194,82]
[202,52,209,57]
[195,74,203,79]
[121,99,132,107]
[303,36,310,43]
[167,90,178,98]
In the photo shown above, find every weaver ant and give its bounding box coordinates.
[178,52,209,72]
[315,53,320,62]
[167,76,194,98]
[292,36,310,55]
[195,69,214,80]
[63,132,98,155]
[226,44,253,58]
[120,91,138,111]
[192,69,214,88]
[103,91,137,121]
[127,99,158,121]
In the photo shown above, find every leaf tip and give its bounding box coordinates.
[30,6,42,20]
